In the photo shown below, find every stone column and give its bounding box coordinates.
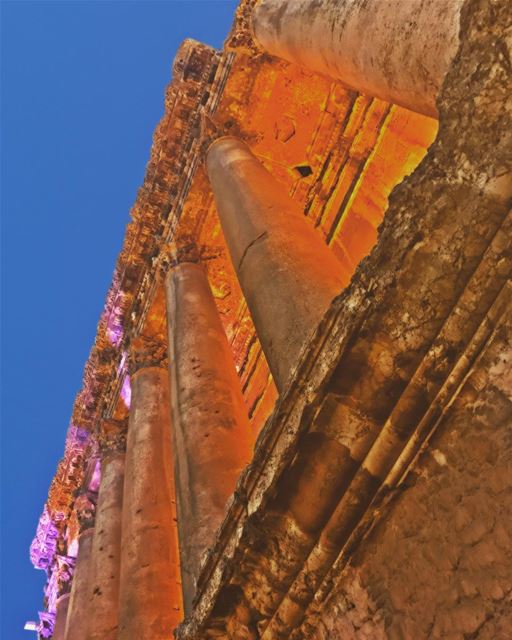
[64,494,96,640]
[117,336,181,640]
[206,136,349,390]
[165,256,253,612]
[251,0,463,117]
[53,594,70,640]
[86,420,126,640]
[52,554,75,640]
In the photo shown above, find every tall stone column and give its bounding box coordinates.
[251,0,463,117]
[165,255,253,612]
[53,594,70,640]
[206,136,349,390]
[117,336,181,640]
[86,419,126,640]
[52,554,75,640]
[64,494,96,640]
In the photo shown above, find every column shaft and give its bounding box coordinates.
[53,594,70,640]
[252,0,463,117]
[118,363,181,640]
[165,261,253,612]
[64,529,94,640]
[86,452,125,640]
[206,137,349,390]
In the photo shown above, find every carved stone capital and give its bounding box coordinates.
[199,111,237,161]
[55,555,76,597]
[74,492,96,533]
[128,335,168,374]
[199,111,249,167]
[157,239,222,285]
[98,417,128,457]
[161,236,201,273]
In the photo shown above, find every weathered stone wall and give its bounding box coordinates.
[293,0,512,636]
[310,321,512,640]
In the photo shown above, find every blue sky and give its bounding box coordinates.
[1,1,237,636]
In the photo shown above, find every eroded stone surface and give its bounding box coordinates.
[309,323,512,640]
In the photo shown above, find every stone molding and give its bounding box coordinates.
[70,41,220,433]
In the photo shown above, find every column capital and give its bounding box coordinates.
[55,554,76,597]
[98,418,128,458]
[74,492,96,533]
[128,335,168,374]
[199,110,244,160]
[158,238,201,281]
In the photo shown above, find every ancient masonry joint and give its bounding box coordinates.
[29,1,511,639]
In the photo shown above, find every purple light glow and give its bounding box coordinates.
[67,536,79,559]
[89,458,101,493]
[121,374,131,409]
[46,569,59,614]
[64,424,89,454]
[105,292,124,347]
[30,508,59,570]
[37,611,55,638]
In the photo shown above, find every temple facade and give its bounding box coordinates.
[30,1,511,639]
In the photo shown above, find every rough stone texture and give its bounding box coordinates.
[30,43,221,621]
[117,365,182,639]
[64,529,94,640]
[165,261,254,613]
[206,136,350,391]
[178,0,512,636]
[33,12,438,618]
[53,594,70,640]
[86,452,124,640]
[252,0,463,117]
[31,0,511,636]
[309,320,512,640]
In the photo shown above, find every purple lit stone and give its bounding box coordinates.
[117,351,127,374]
[65,424,89,453]
[89,457,101,493]
[46,569,59,614]
[67,537,79,559]
[107,324,123,347]
[105,293,124,347]
[37,611,55,638]
[121,374,131,409]
[30,508,59,571]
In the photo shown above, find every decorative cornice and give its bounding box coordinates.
[33,40,229,580]
[70,40,220,434]
[225,0,261,54]
[31,35,234,637]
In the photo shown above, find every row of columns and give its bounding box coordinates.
[251,0,464,118]
[48,2,465,636]
[56,131,346,638]
[61,357,183,640]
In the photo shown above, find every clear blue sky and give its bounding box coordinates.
[1,1,237,637]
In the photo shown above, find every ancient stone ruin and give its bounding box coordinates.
[30,1,511,638]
